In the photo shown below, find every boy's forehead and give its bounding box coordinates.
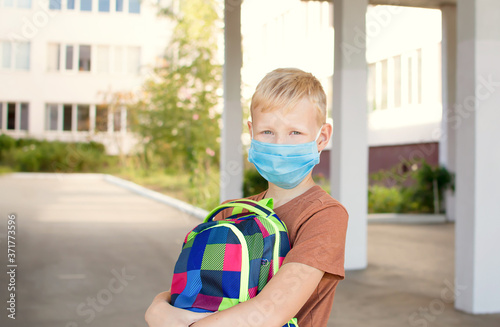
[252,98,318,126]
[252,98,315,118]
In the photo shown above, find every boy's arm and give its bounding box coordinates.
[192,262,324,327]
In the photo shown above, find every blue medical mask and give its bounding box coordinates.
[248,127,322,189]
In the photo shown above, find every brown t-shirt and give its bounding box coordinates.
[220,186,349,327]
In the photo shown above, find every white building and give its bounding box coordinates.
[0,0,173,154]
[366,6,443,171]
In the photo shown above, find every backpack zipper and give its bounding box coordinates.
[263,218,282,276]
[190,223,251,303]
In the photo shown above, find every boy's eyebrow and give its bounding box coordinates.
[255,124,311,133]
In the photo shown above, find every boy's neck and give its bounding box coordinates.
[265,174,317,209]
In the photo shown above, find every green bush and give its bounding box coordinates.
[410,162,454,213]
[368,185,403,213]
[243,168,268,197]
[368,160,454,214]
[0,134,109,173]
[0,134,16,161]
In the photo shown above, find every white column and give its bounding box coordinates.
[89,104,96,134]
[440,5,457,221]
[455,0,500,314]
[330,0,368,270]
[220,0,243,202]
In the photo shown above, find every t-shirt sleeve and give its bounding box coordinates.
[282,204,349,279]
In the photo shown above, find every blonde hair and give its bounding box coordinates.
[250,68,327,126]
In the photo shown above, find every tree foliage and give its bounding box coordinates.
[129,0,222,174]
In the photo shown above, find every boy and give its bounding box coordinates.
[145,68,349,327]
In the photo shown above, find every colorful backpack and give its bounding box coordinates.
[170,198,298,326]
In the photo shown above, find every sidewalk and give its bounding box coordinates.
[0,173,499,327]
[329,224,500,327]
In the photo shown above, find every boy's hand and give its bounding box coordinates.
[145,291,213,327]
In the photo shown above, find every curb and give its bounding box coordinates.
[9,172,209,220]
[103,175,208,220]
[368,213,448,224]
[9,172,104,180]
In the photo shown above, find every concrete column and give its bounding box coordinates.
[330,0,368,270]
[440,5,457,221]
[455,0,500,314]
[220,0,243,202]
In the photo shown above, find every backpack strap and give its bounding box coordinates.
[204,198,274,223]
[230,198,274,216]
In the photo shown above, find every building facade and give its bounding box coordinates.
[0,0,172,154]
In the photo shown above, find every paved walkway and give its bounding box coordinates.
[0,173,499,327]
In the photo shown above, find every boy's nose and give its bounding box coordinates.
[275,134,287,144]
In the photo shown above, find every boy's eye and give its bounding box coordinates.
[262,131,273,135]
[291,131,302,135]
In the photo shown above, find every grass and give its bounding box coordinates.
[0,165,14,176]
[106,163,221,210]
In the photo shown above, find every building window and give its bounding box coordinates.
[7,103,16,130]
[114,46,123,73]
[45,103,127,133]
[16,0,31,8]
[80,0,92,11]
[48,43,139,74]
[116,0,123,12]
[393,55,402,108]
[96,105,108,132]
[20,103,29,130]
[65,45,74,70]
[98,0,109,12]
[127,46,140,74]
[1,42,11,69]
[77,105,90,131]
[4,102,29,131]
[45,104,58,131]
[0,103,3,129]
[96,45,110,73]
[67,0,74,9]
[15,42,30,70]
[367,63,376,111]
[369,49,424,111]
[380,59,388,110]
[2,0,32,8]
[49,0,61,10]
[129,0,140,13]
[47,43,60,71]
[63,104,73,131]
[1,41,30,71]
[113,109,122,132]
[416,49,422,105]
[78,45,91,71]
[408,56,413,105]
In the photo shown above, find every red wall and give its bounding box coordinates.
[312,142,440,178]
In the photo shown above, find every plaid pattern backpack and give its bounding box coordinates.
[171,198,298,327]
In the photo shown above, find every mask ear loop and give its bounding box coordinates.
[316,124,325,154]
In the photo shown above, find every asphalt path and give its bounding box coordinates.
[0,174,200,327]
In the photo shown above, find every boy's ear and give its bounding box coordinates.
[247,121,253,138]
[317,123,333,152]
